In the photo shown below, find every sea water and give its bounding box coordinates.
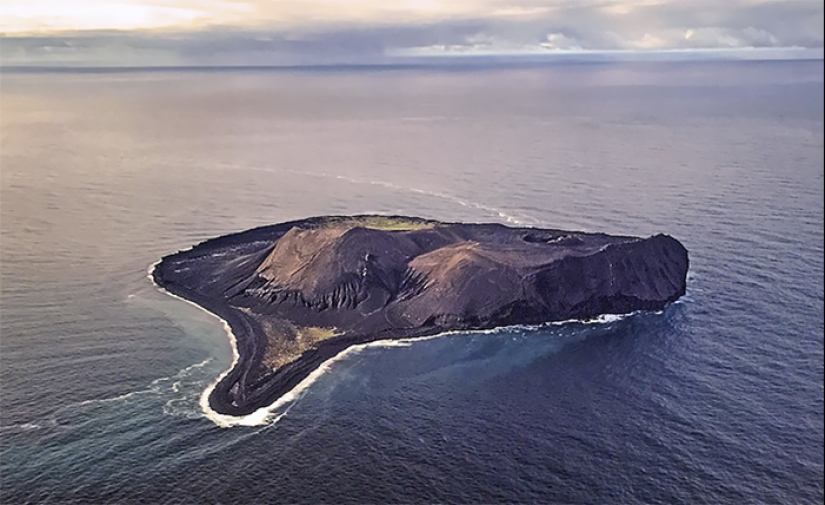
[1,60,822,504]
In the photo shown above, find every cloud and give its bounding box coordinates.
[541,33,582,51]
[0,1,822,66]
[0,0,255,32]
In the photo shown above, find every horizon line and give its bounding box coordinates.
[2,48,823,73]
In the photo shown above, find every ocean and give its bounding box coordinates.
[1,60,822,504]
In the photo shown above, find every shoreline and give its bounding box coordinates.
[149,259,664,427]
[148,261,249,427]
[150,258,450,426]
[149,216,688,422]
[150,258,446,426]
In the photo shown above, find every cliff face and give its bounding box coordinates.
[153,216,689,416]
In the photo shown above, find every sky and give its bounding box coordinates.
[0,0,822,66]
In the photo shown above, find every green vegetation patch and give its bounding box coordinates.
[319,215,442,231]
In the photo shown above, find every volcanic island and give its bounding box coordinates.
[153,215,689,417]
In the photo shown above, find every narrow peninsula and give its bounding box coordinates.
[153,215,689,416]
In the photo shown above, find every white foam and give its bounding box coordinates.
[317,172,539,226]
[197,311,652,427]
[149,261,254,427]
[195,336,420,427]
[65,357,214,414]
[0,422,44,432]
[580,313,629,324]
[75,390,151,406]
[193,311,650,428]
[158,163,541,226]
[148,255,665,428]
[151,260,312,428]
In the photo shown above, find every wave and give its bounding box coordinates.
[148,261,250,427]
[149,257,676,428]
[307,171,541,226]
[1,355,216,434]
[404,184,539,226]
[74,357,214,414]
[195,162,541,226]
[197,310,654,428]
[0,422,52,433]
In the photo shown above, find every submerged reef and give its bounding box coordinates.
[153,215,689,416]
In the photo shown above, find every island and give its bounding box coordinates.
[152,215,689,417]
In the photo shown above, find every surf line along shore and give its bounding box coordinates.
[152,215,689,418]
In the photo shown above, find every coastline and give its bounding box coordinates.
[150,259,664,427]
[149,216,688,422]
[148,261,250,427]
[150,258,446,426]
[151,259,440,426]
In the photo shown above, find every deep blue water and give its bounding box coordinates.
[1,60,823,504]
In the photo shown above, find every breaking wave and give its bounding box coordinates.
[152,258,655,428]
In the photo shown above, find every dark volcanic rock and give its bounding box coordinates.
[153,215,689,416]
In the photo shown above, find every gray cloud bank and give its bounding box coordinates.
[2,0,822,66]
